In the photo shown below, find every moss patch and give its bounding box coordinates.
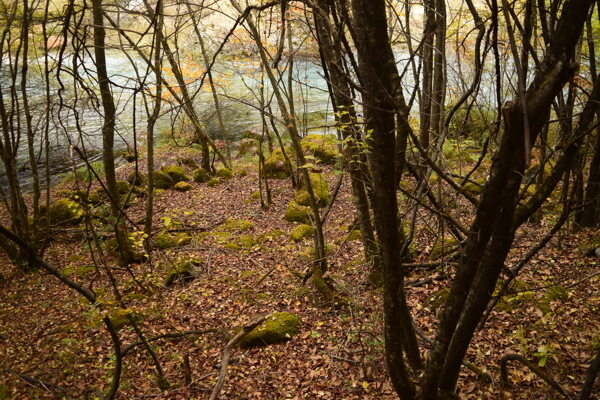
[154,232,192,250]
[216,168,233,180]
[295,172,330,207]
[263,147,294,179]
[207,178,220,187]
[290,224,314,242]
[153,170,175,189]
[40,198,84,226]
[237,312,302,348]
[221,218,254,232]
[173,181,193,192]
[109,307,140,331]
[192,168,211,183]
[164,257,202,286]
[127,171,147,186]
[301,134,339,164]
[430,237,460,259]
[160,165,190,182]
[284,201,313,224]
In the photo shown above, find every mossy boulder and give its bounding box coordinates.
[461,181,484,196]
[153,170,175,189]
[154,232,192,249]
[237,312,302,349]
[160,165,189,182]
[121,148,138,162]
[224,234,257,251]
[40,198,84,225]
[430,237,460,259]
[174,181,193,192]
[295,172,330,207]
[216,168,233,180]
[284,201,313,224]
[116,180,131,195]
[301,134,339,164]
[192,168,211,183]
[177,157,199,170]
[237,138,259,157]
[69,190,101,207]
[127,171,147,186]
[235,168,248,177]
[109,307,139,331]
[164,257,202,286]
[207,178,220,187]
[290,224,314,242]
[263,147,294,179]
[222,218,254,232]
[347,229,362,241]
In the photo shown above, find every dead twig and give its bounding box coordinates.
[209,314,271,400]
[500,353,570,398]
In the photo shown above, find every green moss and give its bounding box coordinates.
[216,167,233,179]
[153,170,175,189]
[430,237,460,259]
[427,287,451,310]
[173,181,193,192]
[300,134,339,164]
[154,232,192,249]
[224,234,257,251]
[70,190,102,207]
[177,157,199,170]
[127,171,147,186]
[290,224,314,242]
[155,376,171,391]
[222,218,254,232]
[109,308,139,331]
[237,312,302,348]
[263,147,294,179]
[39,198,84,225]
[207,178,220,187]
[284,201,313,224]
[461,182,484,196]
[160,165,190,182]
[251,190,261,199]
[235,168,248,177]
[295,173,330,207]
[164,257,202,286]
[347,229,362,241]
[116,180,131,195]
[300,243,335,260]
[192,168,211,183]
[578,237,600,256]
[121,148,138,162]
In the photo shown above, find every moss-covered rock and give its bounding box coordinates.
[207,178,220,187]
[160,165,189,182]
[192,168,211,183]
[109,307,139,331]
[235,168,248,177]
[301,134,339,164]
[263,147,294,179]
[127,171,147,186]
[164,257,202,286]
[284,201,313,224]
[177,157,199,170]
[222,218,254,232]
[154,232,192,249]
[224,234,257,251]
[461,182,484,196]
[237,138,259,157]
[290,224,314,242]
[295,172,330,207]
[40,198,84,225]
[237,312,302,349]
[69,190,102,207]
[430,237,460,259]
[116,180,131,195]
[153,170,175,189]
[347,229,362,241]
[121,148,138,162]
[173,181,193,192]
[216,168,233,180]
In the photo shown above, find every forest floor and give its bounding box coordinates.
[0,143,599,400]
